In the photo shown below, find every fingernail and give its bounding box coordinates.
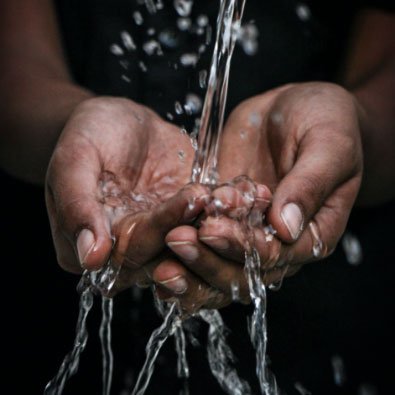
[159,275,188,294]
[199,236,229,250]
[77,229,95,267]
[167,241,199,261]
[281,203,303,240]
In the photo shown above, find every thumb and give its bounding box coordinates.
[267,130,361,244]
[46,144,113,272]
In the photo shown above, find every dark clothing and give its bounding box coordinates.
[1,1,395,394]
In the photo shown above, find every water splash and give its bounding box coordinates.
[342,231,363,265]
[199,310,252,395]
[131,303,180,395]
[44,286,94,395]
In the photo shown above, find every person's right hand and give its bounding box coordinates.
[45,96,209,293]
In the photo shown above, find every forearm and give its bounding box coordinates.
[353,57,395,205]
[342,9,395,206]
[0,70,92,184]
[0,0,93,184]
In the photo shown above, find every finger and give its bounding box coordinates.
[112,183,210,268]
[165,225,251,302]
[199,216,285,270]
[267,126,362,243]
[46,143,113,271]
[153,259,229,313]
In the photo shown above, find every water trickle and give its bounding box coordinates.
[139,61,148,72]
[131,303,180,395]
[44,287,94,395]
[199,70,208,88]
[199,310,252,395]
[231,280,240,302]
[100,297,114,395]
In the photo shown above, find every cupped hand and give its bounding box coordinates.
[154,82,363,310]
[45,96,209,293]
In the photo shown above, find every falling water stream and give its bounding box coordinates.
[45,0,280,394]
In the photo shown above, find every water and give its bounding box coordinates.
[191,0,246,185]
[44,287,94,395]
[130,303,180,395]
[199,310,252,395]
[100,297,114,395]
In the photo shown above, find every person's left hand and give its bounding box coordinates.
[152,82,363,311]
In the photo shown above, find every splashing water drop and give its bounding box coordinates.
[237,23,259,56]
[174,0,193,17]
[199,70,208,88]
[121,31,137,51]
[147,27,156,36]
[122,75,131,83]
[184,93,202,115]
[159,29,180,48]
[143,40,163,56]
[177,17,192,31]
[166,112,174,120]
[180,53,199,67]
[175,101,184,114]
[139,61,148,72]
[133,11,144,25]
[197,14,209,27]
[294,381,312,395]
[331,354,346,386]
[295,3,311,21]
[231,280,240,302]
[358,383,378,395]
[342,231,363,265]
[110,44,124,56]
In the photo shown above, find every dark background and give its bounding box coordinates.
[1,0,395,394]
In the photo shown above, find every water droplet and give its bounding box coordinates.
[121,75,131,83]
[237,23,259,56]
[119,60,130,70]
[177,17,192,31]
[294,381,312,395]
[166,112,174,120]
[180,53,199,67]
[342,232,363,265]
[295,3,311,21]
[133,11,144,25]
[159,29,180,49]
[358,383,378,395]
[184,93,202,115]
[139,61,148,72]
[205,25,212,45]
[249,112,262,127]
[231,280,240,302]
[174,0,193,17]
[143,40,163,56]
[147,28,156,36]
[331,355,346,386]
[197,14,209,27]
[110,44,124,56]
[175,101,184,114]
[199,70,207,88]
[120,31,136,51]
[178,150,186,162]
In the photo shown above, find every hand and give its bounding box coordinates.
[45,96,208,293]
[154,82,363,310]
